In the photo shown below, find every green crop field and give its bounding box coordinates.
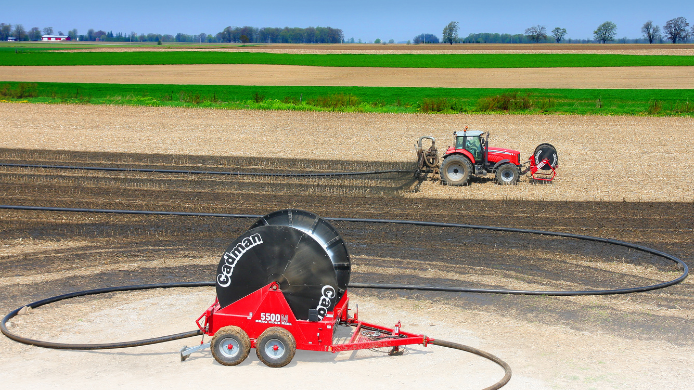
[2,82,693,116]
[2,49,694,68]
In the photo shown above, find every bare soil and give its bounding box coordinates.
[3,64,694,89]
[1,103,693,389]
[2,103,693,202]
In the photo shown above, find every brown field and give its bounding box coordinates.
[3,64,693,89]
[1,103,693,202]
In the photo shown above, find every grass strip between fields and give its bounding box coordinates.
[1,82,693,116]
[3,49,694,68]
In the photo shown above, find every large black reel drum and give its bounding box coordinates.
[216,210,351,320]
[532,143,559,170]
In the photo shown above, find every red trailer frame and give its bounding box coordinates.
[195,282,429,357]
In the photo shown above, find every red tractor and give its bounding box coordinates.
[416,127,558,186]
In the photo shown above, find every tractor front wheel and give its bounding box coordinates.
[496,164,519,185]
[441,155,473,186]
[211,326,251,366]
[256,327,296,368]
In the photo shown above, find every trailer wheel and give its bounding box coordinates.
[496,164,519,185]
[256,327,296,368]
[441,155,472,186]
[211,326,251,366]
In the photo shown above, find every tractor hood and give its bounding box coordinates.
[488,147,521,165]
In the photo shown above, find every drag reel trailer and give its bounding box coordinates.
[181,209,431,367]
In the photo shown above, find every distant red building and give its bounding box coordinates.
[41,35,71,41]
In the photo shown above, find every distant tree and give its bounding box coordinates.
[663,17,689,43]
[442,21,459,45]
[413,33,439,44]
[374,38,381,43]
[58,31,64,36]
[0,23,12,41]
[68,29,78,40]
[551,27,567,43]
[94,30,106,41]
[13,24,26,41]
[198,33,206,43]
[388,39,394,44]
[525,25,547,43]
[641,21,661,44]
[42,26,53,35]
[594,21,617,43]
[87,29,95,41]
[27,27,40,41]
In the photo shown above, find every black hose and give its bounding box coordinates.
[0,162,413,177]
[431,339,512,390]
[1,282,210,349]
[1,204,687,296]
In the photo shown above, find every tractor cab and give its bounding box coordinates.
[453,130,486,163]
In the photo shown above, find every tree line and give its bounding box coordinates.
[0,23,343,44]
[430,17,693,45]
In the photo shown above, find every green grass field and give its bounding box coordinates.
[2,49,694,68]
[2,82,692,116]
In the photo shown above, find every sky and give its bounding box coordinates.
[3,1,691,42]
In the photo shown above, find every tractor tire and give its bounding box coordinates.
[441,155,473,186]
[495,164,519,185]
[211,326,251,366]
[255,327,296,368]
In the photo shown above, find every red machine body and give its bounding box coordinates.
[182,209,430,367]
[196,282,428,354]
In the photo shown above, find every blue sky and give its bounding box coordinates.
[3,1,690,42]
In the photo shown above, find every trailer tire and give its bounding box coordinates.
[441,155,472,186]
[256,327,296,368]
[211,326,251,366]
[496,164,519,185]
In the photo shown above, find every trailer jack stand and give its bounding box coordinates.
[180,342,210,361]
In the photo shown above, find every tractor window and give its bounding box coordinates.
[466,137,482,161]
[456,136,482,161]
[455,136,465,149]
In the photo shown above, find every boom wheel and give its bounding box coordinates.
[441,155,472,186]
[255,327,296,368]
[211,326,251,366]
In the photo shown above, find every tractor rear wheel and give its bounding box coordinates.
[441,155,473,186]
[256,327,296,368]
[211,326,251,366]
[496,164,519,185]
